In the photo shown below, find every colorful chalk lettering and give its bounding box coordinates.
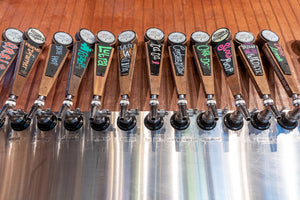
[147,41,163,76]
[73,41,93,77]
[96,43,112,76]
[241,43,263,76]
[268,42,291,75]
[195,44,211,76]
[0,41,18,76]
[215,41,234,76]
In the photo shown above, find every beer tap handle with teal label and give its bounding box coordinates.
[190,31,218,130]
[0,28,23,81]
[57,28,95,131]
[211,28,250,131]
[0,28,45,131]
[116,30,138,131]
[168,32,194,130]
[234,31,281,130]
[25,31,73,131]
[256,30,300,130]
[144,27,168,131]
[90,30,116,131]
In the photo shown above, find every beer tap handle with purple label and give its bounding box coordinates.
[211,28,250,131]
[0,28,45,131]
[25,31,73,131]
[190,31,218,130]
[57,28,95,131]
[256,30,300,130]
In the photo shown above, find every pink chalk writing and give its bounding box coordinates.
[217,42,232,59]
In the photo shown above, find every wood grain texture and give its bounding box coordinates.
[0,0,298,112]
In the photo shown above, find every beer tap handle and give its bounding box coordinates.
[66,28,95,97]
[190,31,218,130]
[256,30,300,97]
[116,30,138,131]
[0,28,23,81]
[90,30,116,131]
[211,28,250,130]
[167,32,187,96]
[145,28,165,96]
[168,32,193,130]
[144,28,167,130]
[57,28,95,122]
[117,30,138,98]
[256,30,300,130]
[93,30,116,98]
[38,31,73,97]
[11,28,46,97]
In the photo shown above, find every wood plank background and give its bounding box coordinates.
[0,0,299,112]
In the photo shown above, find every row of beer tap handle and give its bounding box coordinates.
[0,27,298,133]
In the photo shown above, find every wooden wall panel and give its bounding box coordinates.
[0,0,298,112]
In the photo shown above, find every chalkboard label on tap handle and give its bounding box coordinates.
[44,31,73,77]
[95,30,115,77]
[17,28,46,78]
[145,28,165,76]
[168,32,187,76]
[118,30,137,76]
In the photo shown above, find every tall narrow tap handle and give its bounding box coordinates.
[167,32,187,96]
[144,28,165,96]
[38,31,73,97]
[117,30,138,97]
[0,28,23,81]
[11,28,46,97]
[66,28,95,97]
[93,30,116,97]
[234,31,271,98]
[190,31,214,97]
[211,28,242,96]
[256,30,300,97]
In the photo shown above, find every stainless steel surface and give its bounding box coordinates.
[0,111,299,200]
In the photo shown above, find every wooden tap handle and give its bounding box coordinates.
[93,30,116,97]
[234,31,271,98]
[144,28,165,96]
[38,31,73,97]
[11,28,46,97]
[117,30,138,97]
[66,28,95,97]
[168,32,187,96]
[190,31,214,96]
[211,28,242,96]
[0,28,23,81]
[256,30,299,97]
